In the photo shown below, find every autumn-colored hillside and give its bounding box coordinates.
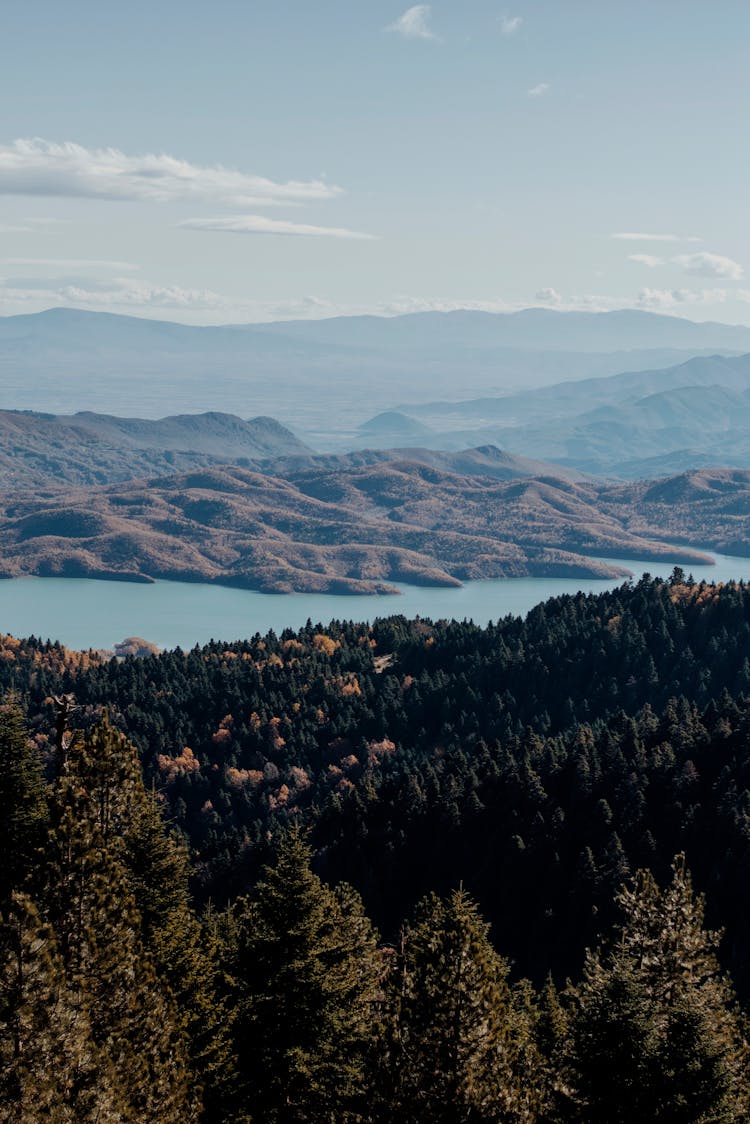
[0,459,716,593]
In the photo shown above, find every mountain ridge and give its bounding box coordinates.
[5,304,750,352]
[0,408,310,489]
[2,306,749,434]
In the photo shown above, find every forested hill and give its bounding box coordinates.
[0,408,310,489]
[5,572,750,1118]
[4,572,750,985]
[0,459,730,593]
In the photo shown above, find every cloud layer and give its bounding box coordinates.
[0,138,340,207]
[2,273,748,325]
[635,287,729,310]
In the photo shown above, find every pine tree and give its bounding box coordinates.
[533,976,571,1123]
[67,714,233,1119]
[566,855,750,1122]
[378,889,530,1123]
[0,891,126,1123]
[0,698,48,905]
[44,763,200,1122]
[231,828,380,1122]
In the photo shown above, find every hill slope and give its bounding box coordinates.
[0,409,310,489]
[402,354,750,475]
[0,458,717,592]
[602,467,750,555]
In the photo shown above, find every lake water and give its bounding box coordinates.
[1,551,749,651]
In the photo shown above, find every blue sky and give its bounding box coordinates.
[1,0,749,324]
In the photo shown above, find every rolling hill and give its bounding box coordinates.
[0,458,717,593]
[0,409,310,489]
[602,468,750,556]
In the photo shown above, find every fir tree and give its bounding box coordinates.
[44,758,200,1122]
[68,714,234,1119]
[0,892,126,1123]
[231,828,380,1122]
[379,888,529,1123]
[567,855,750,1122]
[533,976,571,1123]
[0,698,48,905]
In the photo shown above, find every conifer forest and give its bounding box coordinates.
[3,571,750,1120]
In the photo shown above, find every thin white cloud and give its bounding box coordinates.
[330,290,745,318]
[499,15,522,35]
[628,253,665,268]
[636,287,728,310]
[373,295,514,315]
[673,251,744,280]
[612,231,701,243]
[3,257,140,272]
[180,214,376,240]
[0,138,341,207]
[0,274,347,324]
[385,5,436,40]
[626,249,744,281]
[527,83,550,98]
[0,277,228,312]
[72,283,221,308]
[0,217,70,233]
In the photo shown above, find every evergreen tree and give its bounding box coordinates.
[0,892,125,1123]
[0,699,48,905]
[231,829,380,1122]
[68,714,234,1120]
[533,976,571,1123]
[44,759,200,1122]
[566,855,750,1122]
[378,888,532,1123]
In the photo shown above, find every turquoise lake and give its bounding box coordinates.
[1,551,749,651]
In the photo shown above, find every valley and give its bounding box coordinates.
[2,308,750,597]
[2,307,748,443]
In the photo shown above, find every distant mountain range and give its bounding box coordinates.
[2,306,749,442]
[5,305,750,354]
[378,353,750,476]
[0,408,585,491]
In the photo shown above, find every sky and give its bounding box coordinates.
[1,0,749,325]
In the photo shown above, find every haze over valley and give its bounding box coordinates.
[3,306,750,447]
[2,304,750,596]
